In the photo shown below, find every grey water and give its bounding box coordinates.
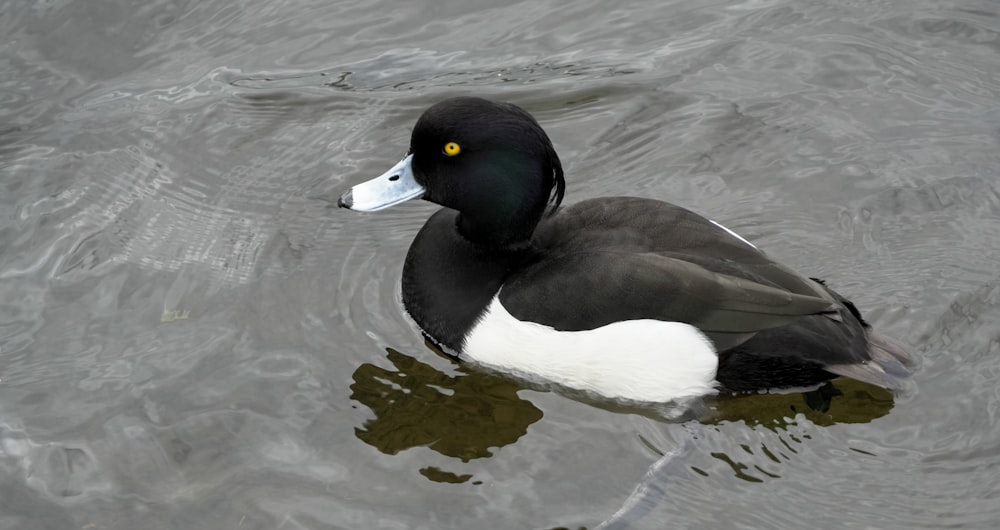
[2,0,999,528]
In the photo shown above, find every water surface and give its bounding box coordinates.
[2,0,1000,528]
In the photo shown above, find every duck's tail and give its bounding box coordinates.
[824,330,914,389]
[810,279,915,390]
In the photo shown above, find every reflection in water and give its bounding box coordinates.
[350,348,543,464]
[351,344,897,487]
[352,345,902,523]
[351,344,900,524]
[597,379,899,529]
[708,378,896,427]
[687,379,896,484]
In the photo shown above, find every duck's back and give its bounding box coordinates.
[494,197,908,386]
[533,197,825,297]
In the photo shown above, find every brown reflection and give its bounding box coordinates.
[706,378,897,427]
[418,466,475,484]
[350,348,543,462]
[697,379,898,483]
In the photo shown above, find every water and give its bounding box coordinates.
[2,0,999,528]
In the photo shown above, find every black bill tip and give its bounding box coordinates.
[338,190,353,209]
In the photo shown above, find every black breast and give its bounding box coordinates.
[402,209,527,352]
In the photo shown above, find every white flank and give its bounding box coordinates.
[462,296,719,403]
[710,219,757,249]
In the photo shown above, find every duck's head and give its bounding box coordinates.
[339,97,565,247]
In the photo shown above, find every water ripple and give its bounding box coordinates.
[3,0,1000,528]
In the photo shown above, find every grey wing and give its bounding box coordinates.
[537,197,831,300]
[499,250,839,351]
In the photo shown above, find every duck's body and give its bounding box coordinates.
[340,97,911,403]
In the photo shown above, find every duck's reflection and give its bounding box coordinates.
[351,345,896,462]
[350,347,543,462]
[707,378,896,427]
[699,380,897,483]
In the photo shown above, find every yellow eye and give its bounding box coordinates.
[443,142,461,156]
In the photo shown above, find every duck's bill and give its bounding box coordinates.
[338,154,425,212]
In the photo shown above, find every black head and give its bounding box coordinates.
[408,97,565,248]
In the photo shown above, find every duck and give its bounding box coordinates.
[338,96,912,403]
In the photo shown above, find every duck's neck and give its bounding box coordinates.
[455,205,539,250]
[402,209,533,354]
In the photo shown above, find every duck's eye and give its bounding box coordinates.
[443,142,461,156]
